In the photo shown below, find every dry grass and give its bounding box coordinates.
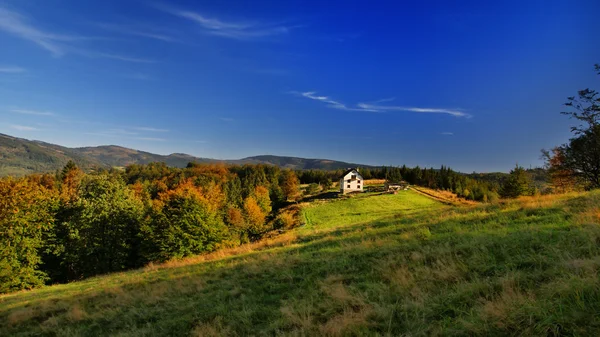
[7,307,38,326]
[411,186,478,206]
[66,303,87,322]
[517,192,578,209]
[364,179,386,186]
[280,303,315,332]
[159,231,299,270]
[192,317,230,337]
[479,280,534,329]
[319,308,372,336]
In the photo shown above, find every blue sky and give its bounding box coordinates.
[1,0,599,172]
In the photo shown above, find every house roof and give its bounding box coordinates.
[339,168,361,179]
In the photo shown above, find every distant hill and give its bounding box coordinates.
[0,133,372,176]
[73,145,215,168]
[238,155,374,170]
[0,134,102,176]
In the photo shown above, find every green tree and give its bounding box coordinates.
[500,165,532,198]
[546,64,600,190]
[0,177,56,293]
[53,174,145,279]
[141,181,228,262]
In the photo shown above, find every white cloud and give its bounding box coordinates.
[441,132,454,136]
[156,5,291,40]
[220,117,235,122]
[296,91,378,112]
[0,66,26,73]
[11,124,38,131]
[294,91,471,118]
[357,103,470,118]
[10,108,54,116]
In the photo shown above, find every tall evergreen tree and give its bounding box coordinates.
[500,165,532,198]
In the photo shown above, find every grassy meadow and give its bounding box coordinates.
[1,189,600,336]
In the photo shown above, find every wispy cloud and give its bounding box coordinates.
[105,129,139,136]
[293,91,471,118]
[94,22,177,43]
[133,126,169,132]
[220,117,235,122]
[0,6,77,56]
[11,124,38,131]
[441,132,454,136]
[357,102,470,118]
[156,5,292,40]
[294,91,378,112]
[75,50,156,63]
[0,6,154,62]
[10,108,54,116]
[0,66,26,73]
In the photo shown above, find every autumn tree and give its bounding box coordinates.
[280,169,300,201]
[541,148,581,193]
[141,180,228,262]
[545,64,600,190]
[0,177,56,293]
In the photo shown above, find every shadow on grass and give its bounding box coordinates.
[300,191,340,202]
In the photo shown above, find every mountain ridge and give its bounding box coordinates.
[0,133,374,176]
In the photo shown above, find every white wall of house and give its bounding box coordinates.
[339,169,364,193]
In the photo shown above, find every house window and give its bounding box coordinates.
[351,175,356,179]
[357,180,361,183]
[347,185,351,188]
[357,185,361,189]
[347,179,351,183]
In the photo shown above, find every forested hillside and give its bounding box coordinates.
[0,161,301,293]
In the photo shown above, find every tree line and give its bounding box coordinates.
[0,162,300,293]
[298,165,544,201]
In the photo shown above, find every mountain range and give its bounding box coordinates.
[0,133,372,176]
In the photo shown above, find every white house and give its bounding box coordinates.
[339,168,364,194]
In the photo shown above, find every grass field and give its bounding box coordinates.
[1,190,600,336]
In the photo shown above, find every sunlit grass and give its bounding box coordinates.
[1,190,599,336]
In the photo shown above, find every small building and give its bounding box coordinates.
[339,168,364,194]
[385,180,409,192]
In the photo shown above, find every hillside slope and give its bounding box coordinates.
[73,145,215,168]
[0,133,371,176]
[0,134,103,176]
[1,190,599,336]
